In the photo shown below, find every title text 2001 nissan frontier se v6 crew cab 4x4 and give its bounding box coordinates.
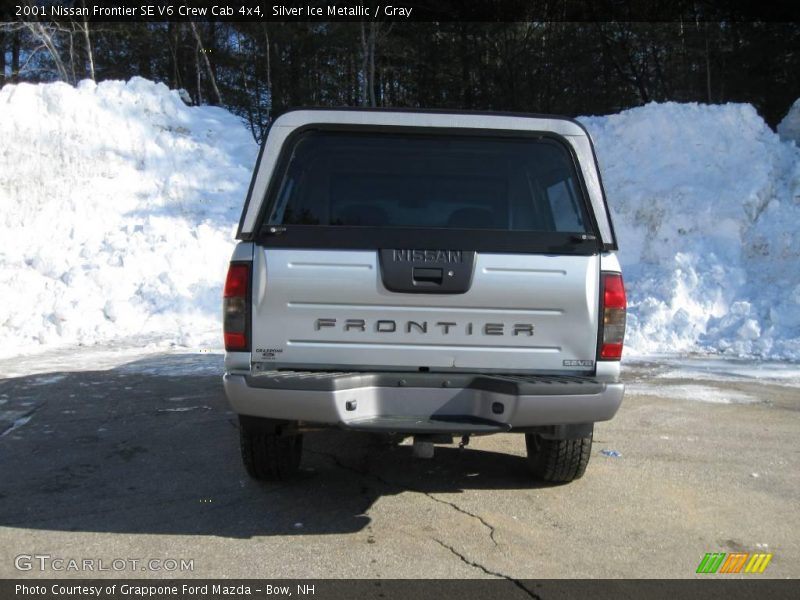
[223,109,625,484]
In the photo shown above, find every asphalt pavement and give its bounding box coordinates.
[1,356,798,579]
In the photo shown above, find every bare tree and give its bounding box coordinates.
[167,22,181,89]
[65,22,76,82]
[17,18,96,84]
[263,24,272,122]
[359,21,370,105]
[11,25,20,81]
[79,0,95,80]
[194,37,202,104]
[360,21,391,107]
[1,22,42,81]
[189,21,222,104]
[367,22,376,106]
[0,25,7,83]
[596,22,653,104]
[24,22,70,82]
[702,22,712,103]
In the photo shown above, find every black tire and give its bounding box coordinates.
[525,428,593,483]
[239,418,303,481]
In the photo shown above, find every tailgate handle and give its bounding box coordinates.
[412,267,444,286]
[378,249,475,294]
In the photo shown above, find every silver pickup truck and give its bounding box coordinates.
[223,109,625,483]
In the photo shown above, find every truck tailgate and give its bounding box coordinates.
[250,248,599,374]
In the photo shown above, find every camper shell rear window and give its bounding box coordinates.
[256,128,600,254]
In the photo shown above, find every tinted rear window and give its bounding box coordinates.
[267,131,590,233]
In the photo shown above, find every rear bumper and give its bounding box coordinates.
[224,371,624,433]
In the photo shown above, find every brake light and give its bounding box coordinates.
[224,263,250,351]
[599,273,626,360]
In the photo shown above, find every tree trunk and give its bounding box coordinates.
[1,27,6,83]
[368,22,376,107]
[236,30,257,140]
[81,1,95,81]
[359,22,368,105]
[704,26,712,103]
[67,25,77,83]
[264,24,272,122]
[349,53,356,105]
[195,37,203,104]
[460,24,473,108]
[190,21,222,104]
[11,28,20,81]
[167,22,179,88]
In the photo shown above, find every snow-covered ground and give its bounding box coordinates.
[624,355,800,404]
[778,98,800,144]
[0,78,257,362]
[581,103,800,360]
[1,78,799,372]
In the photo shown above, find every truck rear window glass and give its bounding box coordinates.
[266,130,590,233]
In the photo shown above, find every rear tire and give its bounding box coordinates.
[239,417,303,481]
[525,428,593,483]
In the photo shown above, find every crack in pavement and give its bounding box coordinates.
[421,491,498,546]
[433,538,541,599]
[428,488,498,546]
[312,447,523,585]
[307,448,499,547]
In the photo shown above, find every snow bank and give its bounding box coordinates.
[1,79,798,361]
[0,78,257,359]
[581,102,800,359]
[777,98,800,145]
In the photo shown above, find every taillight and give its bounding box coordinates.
[599,272,626,360]
[224,263,250,351]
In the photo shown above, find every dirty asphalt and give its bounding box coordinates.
[1,356,798,580]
